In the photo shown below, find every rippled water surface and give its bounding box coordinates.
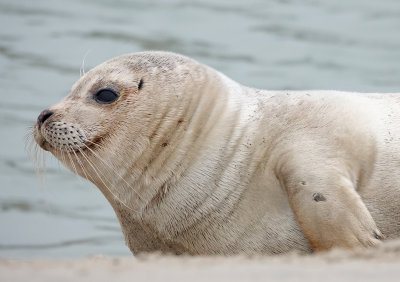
[1,0,400,258]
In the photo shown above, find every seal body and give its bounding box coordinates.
[33,52,400,255]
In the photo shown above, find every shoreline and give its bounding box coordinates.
[2,240,400,282]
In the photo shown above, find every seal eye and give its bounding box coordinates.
[94,89,120,104]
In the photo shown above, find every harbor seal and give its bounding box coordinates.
[33,51,400,255]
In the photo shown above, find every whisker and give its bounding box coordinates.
[64,147,83,184]
[57,145,68,171]
[24,126,35,154]
[34,147,42,177]
[25,126,40,177]
[39,146,46,176]
[60,146,68,170]
[72,147,93,183]
[80,49,91,77]
[75,145,139,213]
[82,142,145,203]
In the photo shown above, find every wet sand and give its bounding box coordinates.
[2,239,400,282]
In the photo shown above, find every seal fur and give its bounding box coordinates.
[33,51,400,254]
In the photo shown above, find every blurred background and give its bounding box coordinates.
[0,0,399,259]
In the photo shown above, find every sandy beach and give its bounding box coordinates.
[2,239,400,282]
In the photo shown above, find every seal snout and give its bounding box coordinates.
[37,109,54,128]
[41,121,89,152]
[35,107,90,153]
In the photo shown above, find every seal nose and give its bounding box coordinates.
[37,109,54,126]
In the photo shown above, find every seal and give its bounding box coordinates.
[33,51,400,255]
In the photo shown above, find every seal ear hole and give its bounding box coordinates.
[138,79,143,90]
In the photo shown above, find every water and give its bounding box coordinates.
[1,0,399,259]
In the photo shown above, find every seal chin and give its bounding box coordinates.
[39,141,52,152]
[36,138,51,151]
[33,124,52,152]
[33,128,52,152]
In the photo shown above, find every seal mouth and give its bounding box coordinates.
[35,127,105,157]
[34,121,101,155]
[38,139,52,152]
[33,124,52,152]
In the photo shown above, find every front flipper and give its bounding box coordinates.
[277,156,382,251]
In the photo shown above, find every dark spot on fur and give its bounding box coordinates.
[312,193,326,202]
[373,231,383,240]
[138,78,143,90]
[161,142,168,147]
[300,181,307,186]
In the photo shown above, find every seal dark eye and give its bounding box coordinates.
[94,89,120,104]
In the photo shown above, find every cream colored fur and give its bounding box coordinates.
[34,51,400,255]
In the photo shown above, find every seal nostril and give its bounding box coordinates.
[37,110,54,125]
